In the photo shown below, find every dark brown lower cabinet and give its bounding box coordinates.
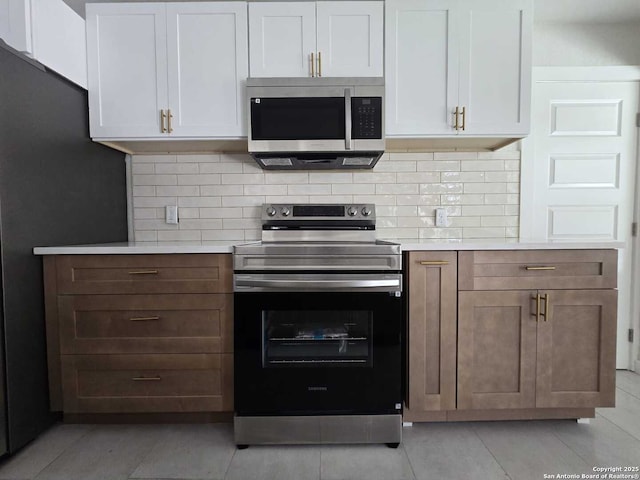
[458,289,617,411]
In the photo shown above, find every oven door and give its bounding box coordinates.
[234,276,402,416]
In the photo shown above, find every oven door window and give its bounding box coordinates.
[250,97,345,140]
[262,311,372,368]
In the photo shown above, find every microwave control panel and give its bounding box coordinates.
[351,97,382,139]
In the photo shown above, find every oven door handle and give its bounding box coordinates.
[234,276,401,292]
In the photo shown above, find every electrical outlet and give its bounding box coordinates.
[165,205,178,224]
[435,208,447,227]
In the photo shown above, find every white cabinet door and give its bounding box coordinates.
[457,0,532,135]
[31,0,87,89]
[315,1,383,77]
[249,2,316,78]
[0,0,32,54]
[166,3,248,137]
[87,3,168,138]
[385,0,458,136]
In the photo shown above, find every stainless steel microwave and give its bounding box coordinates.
[247,77,385,170]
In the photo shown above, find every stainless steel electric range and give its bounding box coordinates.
[233,203,402,447]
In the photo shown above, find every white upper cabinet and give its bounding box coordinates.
[0,0,32,53]
[457,0,532,136]
[385,0,458,135]
[166,3,248,137]
[1,0,87,88]
[248,2,316,78]
[86,2,248,139]
[386,0,532,137]
[249,1,383,78]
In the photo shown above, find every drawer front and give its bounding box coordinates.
[55,254,232,294]
[458,250,617,291]
[61,354,233,413]
[58,294,232,354]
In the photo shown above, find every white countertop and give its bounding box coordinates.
[33,239,623,255]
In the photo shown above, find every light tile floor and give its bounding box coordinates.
[1,371,639,480]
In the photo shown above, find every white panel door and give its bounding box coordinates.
[385,0,458,136]
[249,2,316,78]
[315,1,383,77]
[529,80,639,368]
[457,0,532,136]
[86,3,168,138]
[166,3,248,137]
[0,0,32,54]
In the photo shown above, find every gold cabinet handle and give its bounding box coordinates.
[311,52,315,77]
[461,106,466,131]
[532,293,541,322]
[419,261,449,266]
[541,293,549,321]
[132,376,161,381]
[525,266,556,271]
[454,106,459,131]
[129,316,160,322]
[160,109,167,133]
[317,51,322,77]
[128,270,159,275]
[167,109,173,133]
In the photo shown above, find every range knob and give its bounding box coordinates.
[361,206,372,217]
[266,206,277,217]
[281,206,291,217]
[347,206,358,216]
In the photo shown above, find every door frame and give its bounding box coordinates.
[520,66,640,371]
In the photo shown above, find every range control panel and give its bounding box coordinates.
[262,203,376,221]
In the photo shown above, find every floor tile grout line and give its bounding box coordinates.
[398,442,419,480]
[595,409,640,443]
[615,382,640,402]
[547,420,599,470]
[469,424,513,480]
[222,445,238,480]
[124,424,168,480]
[30,424,98,480]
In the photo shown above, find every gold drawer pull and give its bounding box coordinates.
[129,316,160,322]
[525,266,556,271]
[420,261,449,266]
[132,376,161,381]
[542,293,549,321]
[128,270,159,275]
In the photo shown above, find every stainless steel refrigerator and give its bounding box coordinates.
[0,45,128,455]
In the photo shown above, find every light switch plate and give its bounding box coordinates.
[435,208,447,227]
[165,205,178,224]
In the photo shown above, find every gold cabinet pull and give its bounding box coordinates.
[160,109,167,133]
[317,51,322,77]
[132,376,161,381]
[311,52,315,77]
[532,293,541,322]
[460,106,466,131]
[525,266,556,271]
[167,109,173,133]
[541,293,549,321]
[129,316,160,322]
[454,106,459,131]
[128,270,159,275]
[419,261,449,266]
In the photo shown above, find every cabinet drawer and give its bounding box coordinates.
[458,250,617,291]
[58,294,232,354]
[55,254,232,294]
[61,354,233,413]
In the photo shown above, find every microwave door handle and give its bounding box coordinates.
[345,88,352,150]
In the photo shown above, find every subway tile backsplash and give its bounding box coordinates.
[129,151,521,242]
